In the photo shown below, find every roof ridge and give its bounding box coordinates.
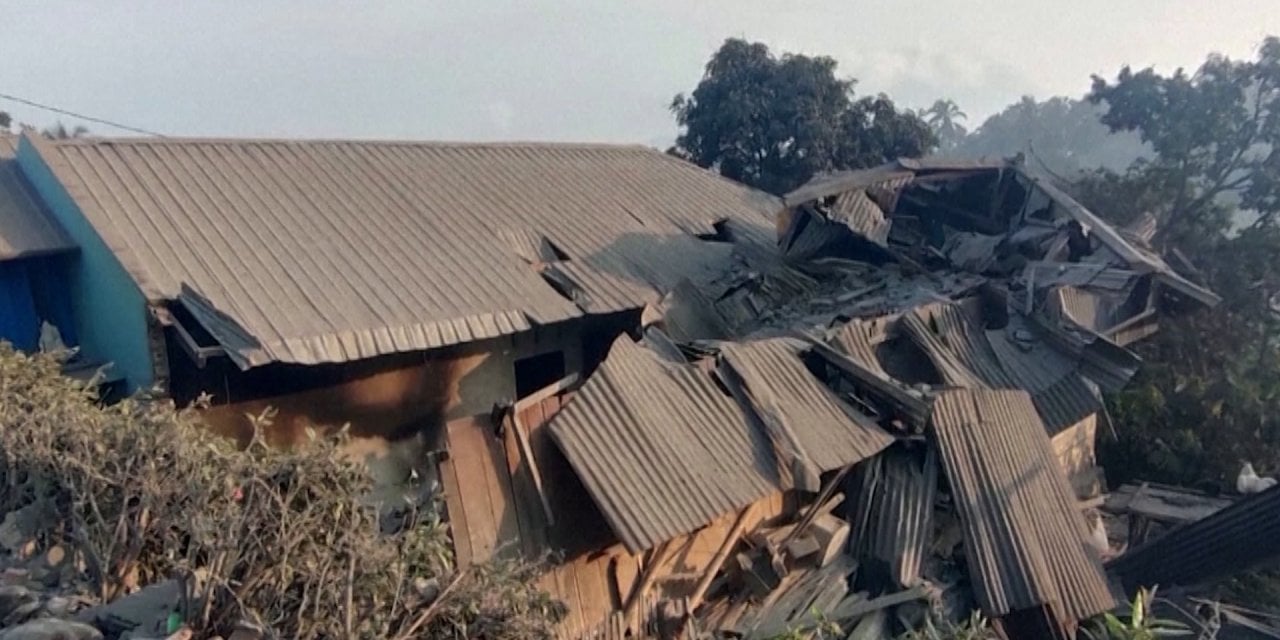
[46,135,662,152]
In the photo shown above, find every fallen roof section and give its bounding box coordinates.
[930,389,1114,623]
[1108,482,1280,593]
[21,134,779,367]
[0,136,74,262]
[547,334,892,552]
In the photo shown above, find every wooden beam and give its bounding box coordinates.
[511,411,555,526]
[623,539,677,633]
[781,464,853,548]
[514,373,580,413]
[688,504,757,613]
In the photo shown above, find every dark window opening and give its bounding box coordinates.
[515,350,566,398]
[545,239,571,261]
[695,219,732,243]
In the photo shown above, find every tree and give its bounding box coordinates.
[955,96,1149,177]
[921,99,968,152]
[0,111,10,131]
[1074,37,1280,492]
[671,39,935,195]
[1088,37,1280,247]
[42,121,89,140]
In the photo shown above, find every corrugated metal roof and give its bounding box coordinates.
[1108,483,1280,593]
[829,188,892,245]
[849,444,937,590]
[719,338,894,480]
[25,134,779,367]
[930,389,1114,622]
[0,137,74,262]
[547,336,779,552]
[782,166,914,208]
[902,305,1101,435]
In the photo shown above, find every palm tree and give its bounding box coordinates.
[923,99,968,151]
[42,121,89,140]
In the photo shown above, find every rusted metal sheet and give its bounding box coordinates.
[902,304,1101,435]
[929,389,1114,623]
[547,337,779,552]
[1108,483,1280,593]
[0,137,74,261]
[829,189,891,245]
[24,134,779,367]
[782,166,914,208]
[719,338,894,482]
[849,443,937,590]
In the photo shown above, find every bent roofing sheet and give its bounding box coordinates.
[930,389,1114,622]
[0,138,73,262]
[850,444,937,589]
[1108,483,1280,592]
[719,338,894,473]
[28,135,779,367]
[903,305,1100,434]
[547,337,779,552]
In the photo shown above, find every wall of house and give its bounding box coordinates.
[198,319,590,486]
[15,139,153,390]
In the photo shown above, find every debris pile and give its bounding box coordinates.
[538,157,1228,639]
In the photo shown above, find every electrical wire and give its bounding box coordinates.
[0,91,164,137]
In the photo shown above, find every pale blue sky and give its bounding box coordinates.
[3,1,1279,146]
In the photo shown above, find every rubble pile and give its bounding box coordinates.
[543,158,1229,639]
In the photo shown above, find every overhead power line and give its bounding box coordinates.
[0,91,165,137]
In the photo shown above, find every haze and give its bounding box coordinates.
[3,1,1278,145]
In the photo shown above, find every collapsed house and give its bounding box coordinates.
[0,132,1245,638]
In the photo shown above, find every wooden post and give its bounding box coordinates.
[623,539,677,633]
[688,504,757,613]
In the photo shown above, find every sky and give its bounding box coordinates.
[2,1,1279,147]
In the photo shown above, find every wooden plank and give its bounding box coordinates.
[689,504,756,612]
[501,412,548,557]
[574,556,615,634]
[513,372,580,413]
[446,419,498,562]
[437,454,472,567]
[477,419,522,559]
[513,410,556,526]
[624,540,676,633]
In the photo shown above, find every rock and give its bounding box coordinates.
[0,585,40,625]
[0,619,102,640]
[0,508,38,555]
[74,580,180,638]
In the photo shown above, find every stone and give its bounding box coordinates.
[74,580,180,638]
[0,619,102,640]
[0,508,38,555]
[0,585,40,626]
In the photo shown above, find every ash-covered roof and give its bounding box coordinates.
[21,133,778,367]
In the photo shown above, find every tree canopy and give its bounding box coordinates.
[921,99,968,152]
[670,39,935,195]
[954,96,1148,176]
[1074,37,1280,493]
[1088,37,1280,246]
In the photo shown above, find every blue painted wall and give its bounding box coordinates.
[15,139,153,391]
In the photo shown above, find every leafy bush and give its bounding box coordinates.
[0,346,561,638]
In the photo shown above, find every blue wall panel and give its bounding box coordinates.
[15,139,153,391]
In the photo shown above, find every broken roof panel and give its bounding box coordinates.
[930,389,1113,623]
[849,444,938,590]
[719,338,894,482]
[0,137,74,262]
[547,336,779,552]
[901,304,1102,435]
[1108,483,1280,593]
[24,134,779,367]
